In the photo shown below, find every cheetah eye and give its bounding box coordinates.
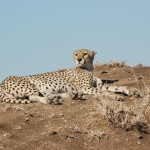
[84,52,88,56]
[74,53,77,56]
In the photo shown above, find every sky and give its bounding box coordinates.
[0,0,150,81]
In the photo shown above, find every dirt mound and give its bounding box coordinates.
[0,65,150,150]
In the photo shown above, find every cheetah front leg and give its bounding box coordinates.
[30,92,83,105]
[46,91,83,103]
[67,91,83,100]
[45,83,84,102]
[66,85,84,100]
[29,94,63,105]
[29,91,83,105]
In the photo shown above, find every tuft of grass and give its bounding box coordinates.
[94,93,150,134]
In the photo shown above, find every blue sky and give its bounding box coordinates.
[0,0,150,81]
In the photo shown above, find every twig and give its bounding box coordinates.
[131,66,140,90]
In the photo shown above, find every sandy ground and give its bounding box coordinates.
[0,64,150,150]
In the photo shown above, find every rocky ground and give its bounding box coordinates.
[0,64,150,150]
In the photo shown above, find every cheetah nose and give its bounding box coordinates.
[77,58,82,62]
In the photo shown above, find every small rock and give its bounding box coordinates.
[68,135,78,138]
[29,114,34,117]
[59,113,64,116]
[15,126,22,130]
[138,75,142,80]
[50,114,56,118]
[134,133,143,139]
[3,133,12,138]
[74,130,82,133]
[83,143,88,146]
[64,119,68,122]
[101,70,108,74]
[138,135,143,139]
[48,131,58,135]
[25,117,30,121]
[137,141,142,145]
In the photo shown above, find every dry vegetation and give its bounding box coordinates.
[94,60,126,68]
[94,61,150,135]
[95,94,150,134]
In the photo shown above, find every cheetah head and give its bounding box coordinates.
[73,49,97,71]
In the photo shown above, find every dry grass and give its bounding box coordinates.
[94,92,150,134]
[94,60,126,68]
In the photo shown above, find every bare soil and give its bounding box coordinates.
[0,65,150,150]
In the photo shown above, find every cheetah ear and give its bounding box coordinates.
[93,51,97,55]
[90,51,97,57]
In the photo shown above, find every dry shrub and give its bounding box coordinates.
[94,93,150,134]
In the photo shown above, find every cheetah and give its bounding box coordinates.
[0,49,140,104]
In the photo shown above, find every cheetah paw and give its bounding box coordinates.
[47,95,63,105]
[69,91,83,100]
[128,88,141,98]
